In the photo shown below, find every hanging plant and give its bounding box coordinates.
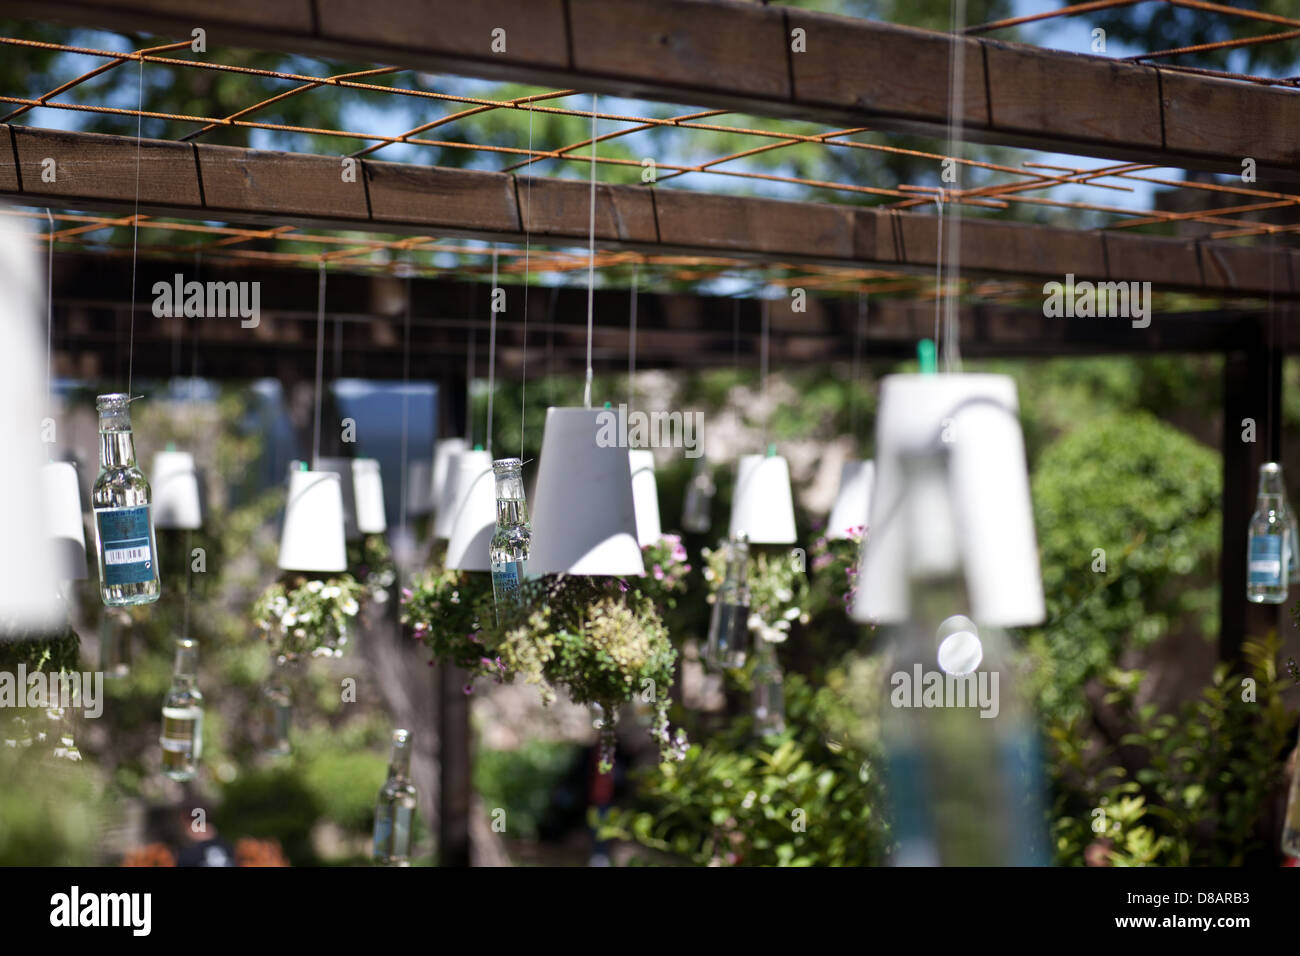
[0,618,82,756]
[702,543,809,645]
[400,568,501,685]
[349,533,397,603]
[495,577,686,772]
[807,525,864,618]
[633,533,692,607]
[252,575,362,660]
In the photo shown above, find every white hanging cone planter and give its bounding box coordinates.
[431,438,467,519]
[353,458,387,535]
[0,221,60,628]
[152,449,203,530]
[529,407,644,576]
[278,468,348,573]
[315,456,361,541]
[853,373,1044,627]
[433,450,468,541]
[729,452,797,545]
[445,451,495,572]
[827,459,874,540]
[42,461,87,581]
[405,458,435,517]
[629,450,662,546]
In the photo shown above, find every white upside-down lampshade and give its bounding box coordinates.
[42,461,87,581]
[433,450,467,541]
[445,451,495,572]
[729,452,797,545]
[629,450,662,546]
[431,438,467,517]
[353,458,387,535]
[0,220,59,628]
[315,456,360,541]
[528,407,644,576]
[853,373,1044,627]
[278,468,348,573]
[827,459,874,541]
[151,449,203,530]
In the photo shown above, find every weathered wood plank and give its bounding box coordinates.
[197,143,370,222]
[365,160,520,234]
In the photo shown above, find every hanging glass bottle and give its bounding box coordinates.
[751,638,786,736]
[682,456,715,534]
[98,608,132,679]
[160,638,203,781]
[489,457,531,611]
[1247,462,1288,604]
[705,533,751,669]
[372,729,417,866]
[882,446,1048,866]
[91,393,161,607]
[261,655,293,757]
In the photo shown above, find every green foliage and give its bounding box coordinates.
[1049,635,1297,867]
[475,740,584,841]
[0,748,104,865]
[599,671,889,866]
[402,567,498,680]
[1026,410,1221,722]
[702,542,809,643]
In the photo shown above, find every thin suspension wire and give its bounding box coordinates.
[582,93,598,409]
[486,247,498,455]
[850,291,865,441]
[45,209,54,417]
[933,195,944,350]
[520,100,534,461]
[312,261,326,466]
[760,297,770,449]
[398,268,411,573]
[628,262,639,412]
[941,0,967,373]
[127,57,143,398]
[465,278,475,449]
[182,249,199,642]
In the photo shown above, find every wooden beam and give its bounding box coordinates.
[6,0,1300,178]
[6,126,1299,299]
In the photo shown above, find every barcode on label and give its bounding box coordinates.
[105,545,150,565]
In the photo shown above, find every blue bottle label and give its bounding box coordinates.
[1248,534,1283,586]
[96,506,155,585]
[492,561,522,599]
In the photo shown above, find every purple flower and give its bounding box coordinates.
[413,622,428,635]
[401,587,414,603]
[463,683,474,696]
[653,564,665,581]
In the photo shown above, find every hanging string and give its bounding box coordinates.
[45,209,54,418]
[850,291,866,442]
[933,194,944,353]
[582,93,598,409]
[312,261,327,467]
[760,297,770,449]
[628,262,639,412]
[465,273,476,449]
[940,0,968,373]
[182,248,200,642]
[398,267,412,573]
[486,246,498,454]
[519,99,535,461]
[127,56,144,398]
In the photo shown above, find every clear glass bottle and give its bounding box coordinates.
[372,729,417,866]
[489,458,531,609]
[160,638,203,782]
[99,608,132,679]
[1247,461,1288,604]
[882,447,1047,866]
[705,533,751,669]
[261,656,293,757]
[682,456,715,534]
[751,638,786,736]
[91,393,160,606]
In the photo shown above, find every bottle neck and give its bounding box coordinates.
[388,738,412,781]
[723,545,750,599]
[494,473,528,527]
[172,649,198,688]
[99,426,136,469]
[1258,471,1286,510]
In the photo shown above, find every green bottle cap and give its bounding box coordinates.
[604,401,612,409]
[299,461,309,472]
[166,440,177,452]
[917,338,937,374]
[474,443,484,452]
[766,443,777,458]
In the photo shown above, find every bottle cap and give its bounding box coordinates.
[917,339,937,374]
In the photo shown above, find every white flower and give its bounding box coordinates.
[297,611,313,623]
[783,606,801,621]
[306,580,323,593]
[747,613,764,631]
[775,587,793,603]
[281,611,297,627]
[322,586,341,600]
[341,598,359,616]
